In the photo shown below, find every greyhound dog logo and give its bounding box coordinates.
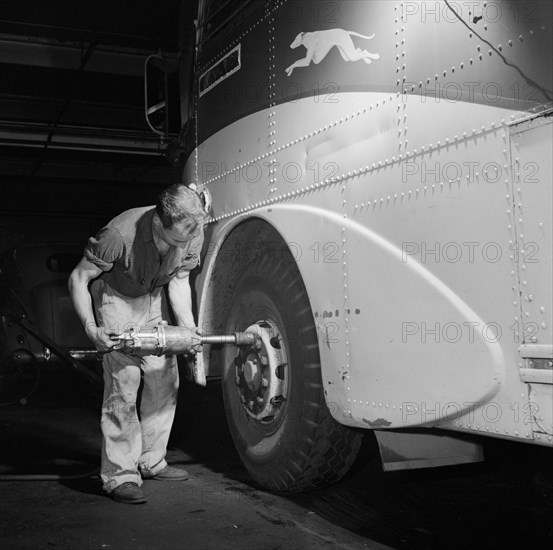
[285,28,380,76]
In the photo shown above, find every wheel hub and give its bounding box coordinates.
[243,354,261,390]
[234,320,288,422]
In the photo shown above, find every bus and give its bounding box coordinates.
[145,0,552,492]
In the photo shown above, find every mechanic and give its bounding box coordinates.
[68,184,207,504]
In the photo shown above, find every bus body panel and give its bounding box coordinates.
[186,0,553,446]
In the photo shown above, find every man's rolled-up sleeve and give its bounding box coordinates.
[84,226,124,271]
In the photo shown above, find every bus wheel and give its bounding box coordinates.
[221,251,362,493]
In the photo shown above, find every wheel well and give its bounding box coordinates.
[201,219,365,492]
[201,218,307,377]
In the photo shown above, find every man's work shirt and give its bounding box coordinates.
[84,206,203,297]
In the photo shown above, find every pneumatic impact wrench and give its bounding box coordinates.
[111,324,261,357]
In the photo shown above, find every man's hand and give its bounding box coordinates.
[183,325,202,356]
[86,324,120,351]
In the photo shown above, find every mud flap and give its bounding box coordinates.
[375,430,483,471]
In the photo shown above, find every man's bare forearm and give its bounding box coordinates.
[168,273,195,328]
[67,257,113,349]
[68,271,97,335]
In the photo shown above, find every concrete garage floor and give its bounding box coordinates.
[0,365,552,550]
[0,366,383,550]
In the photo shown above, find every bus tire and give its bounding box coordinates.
[221,247,362,493]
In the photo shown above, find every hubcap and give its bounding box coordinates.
[234,320,288,422]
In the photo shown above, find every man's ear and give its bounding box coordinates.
[188,183,212,215]
[198,186,212,215]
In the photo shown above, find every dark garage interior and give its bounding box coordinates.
[0,0,191,253]
[1,1,553,549]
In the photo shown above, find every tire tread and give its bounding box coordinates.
[222,233,363,494]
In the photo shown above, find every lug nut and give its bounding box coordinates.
[270,395,286,406]
[270,336,281,349]
[276,364,287,379]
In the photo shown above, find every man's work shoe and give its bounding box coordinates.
[143,466,189,481]
[110,482,147,504]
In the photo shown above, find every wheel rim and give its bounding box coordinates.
[233,320,289,424]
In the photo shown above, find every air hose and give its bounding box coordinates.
[0,466,100,481]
